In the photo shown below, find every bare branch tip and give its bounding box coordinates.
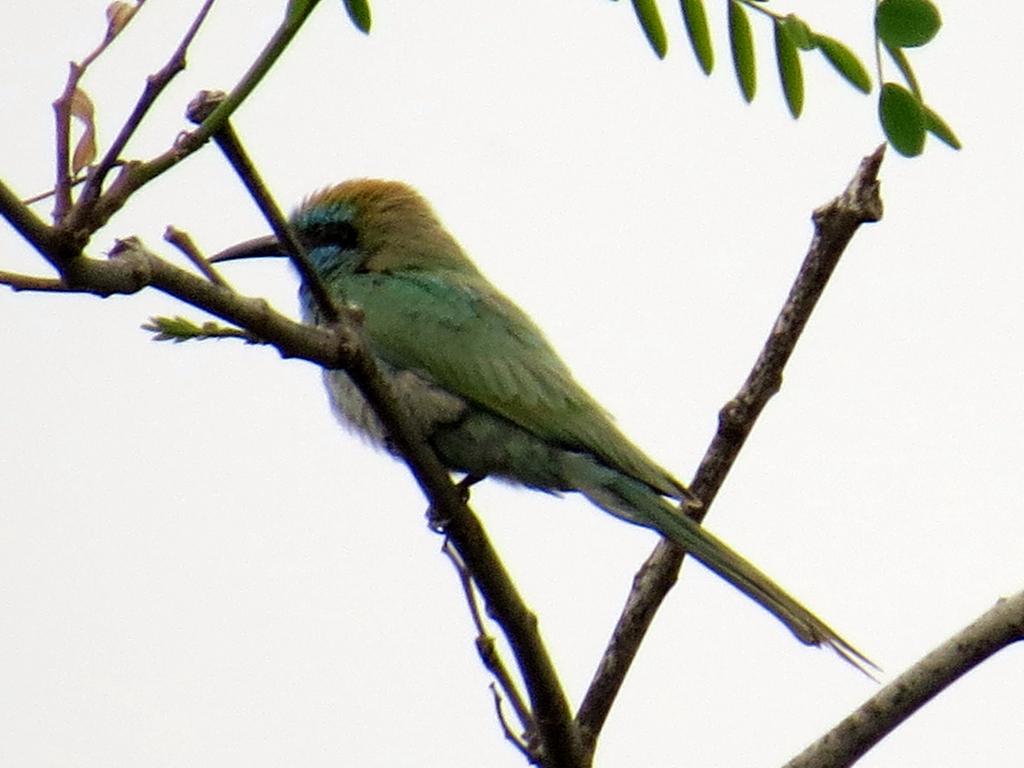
[845,144,887,222]
[0,270,68,293]
[164,225,232,288]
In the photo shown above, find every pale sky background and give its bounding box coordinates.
[2,2,1022,766]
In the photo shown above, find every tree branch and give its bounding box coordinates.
[784,588,1024,768]
[576,145,887,753]
[196,106,583,765]
[4,0,584,758]
[193,99,343,325]
[62,0,324,237]
[51,2,149,222]
[75,0,217,214]
[0,269,68,292]
[0,208,583,768]
[444,542,536,749]
[164,226,232,289]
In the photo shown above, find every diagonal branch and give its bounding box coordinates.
[576,145,887,753]
[0,189,582,768]
[784,588,1024,768]
[196,109,583,766]
[192,99,342,325]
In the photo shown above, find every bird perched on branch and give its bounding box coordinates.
[214,178,868,668]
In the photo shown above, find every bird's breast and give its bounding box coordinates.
[321,364,469,451]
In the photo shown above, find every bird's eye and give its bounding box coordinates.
[303,218,358,250]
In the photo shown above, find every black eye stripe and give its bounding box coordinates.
[303,219,358,249]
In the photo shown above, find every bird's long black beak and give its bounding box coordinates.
[208,235,286,263]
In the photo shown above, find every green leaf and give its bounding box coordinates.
[781,14,814,51]
[341,0,371,34]
[142,316,254,343]
[923,104,961,150]
[728,0,756,102]
[774,20,803,118]
[630,0,668,58]
[876,0,941,48]
[680,0,713,74]
[879,82,925,156]
[814,34,871,93]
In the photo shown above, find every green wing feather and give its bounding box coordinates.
[342,267,686,499]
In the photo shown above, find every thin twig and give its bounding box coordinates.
[186,95,341,325]
[489,683,537,763]
[51,2,147,222]
[66,0,324,235]
[52,62,80,222]
[164,225,232,288]
[576,145,887,754]
[0,270,67,292]
[784,588,1024,768]
[76,0,216,213]
[443,541,535,741]
[23,174,91,206]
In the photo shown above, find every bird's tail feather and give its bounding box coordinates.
[570,458,875,673]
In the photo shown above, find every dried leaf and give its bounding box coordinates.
[69,87,98,173]
[105,1,139,42]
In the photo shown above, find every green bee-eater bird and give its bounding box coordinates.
[214,179,868,668]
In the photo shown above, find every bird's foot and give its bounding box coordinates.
[424,474,484,533]
[456,473,484,502]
